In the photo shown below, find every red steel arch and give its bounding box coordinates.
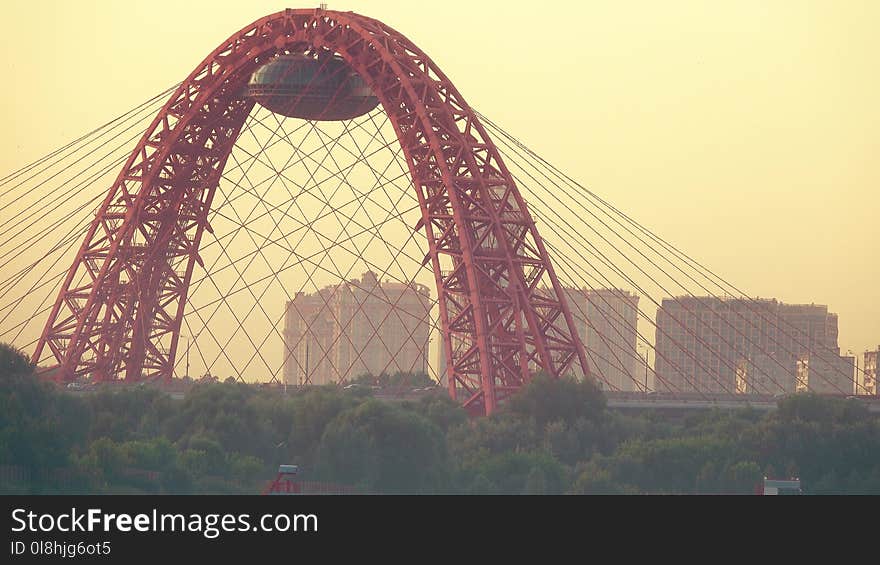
[32,8,590,415]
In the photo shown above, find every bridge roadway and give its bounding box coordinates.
[607,396,777,412]
[603,392,880,413]
[367,389,880,413]
[62,383,880,413]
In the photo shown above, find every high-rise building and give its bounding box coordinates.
[736,353,798,395]
[283,271,431,385]
[862,347,879,396]
[795,353,855,395]
[654,297,847,394]
[562,288,641,391]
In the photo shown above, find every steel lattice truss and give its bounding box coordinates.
[29,8,591,415]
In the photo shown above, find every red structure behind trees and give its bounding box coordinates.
[31,8,590,415]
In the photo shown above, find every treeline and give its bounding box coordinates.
[2,343,880,494]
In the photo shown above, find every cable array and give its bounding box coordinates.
[0,85,866,396]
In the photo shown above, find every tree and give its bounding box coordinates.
[506,373,606,428]
[316,400,448,493]
[0,343,90,492]
[447,414,540,469]
[570,461,636,494]
[288,386,356,462]
[775,393,868,425]
[523,466,548,495]
[719,461,762,494]
[0,343,34,381]
[410,394,467,432]
[459,451,568,495]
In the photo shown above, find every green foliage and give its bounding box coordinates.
[88,387,173,442]
[569,460,636,494]
[448,414,540,469]
[775,393,868,425]
[316,400,448,493]
[505,373,605,428]
[0,343,34,380]
[2,354,880,495]
[288,386,358,461]
[0,343,90,492]
[457,451,568,494]
[352,371,435,389]
[409,393,467,433]
[722,461,763,493]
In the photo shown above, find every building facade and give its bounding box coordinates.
[655,297,850,394]
[795,353,855,395]
[562,288,641,391]
[861,347,879,396]
[736,353,798,395]
[283,271,431,385]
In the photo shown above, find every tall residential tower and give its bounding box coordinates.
[283,271,431,385]
[655,298,851,394]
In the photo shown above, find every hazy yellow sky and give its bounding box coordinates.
[1,0,877,356]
